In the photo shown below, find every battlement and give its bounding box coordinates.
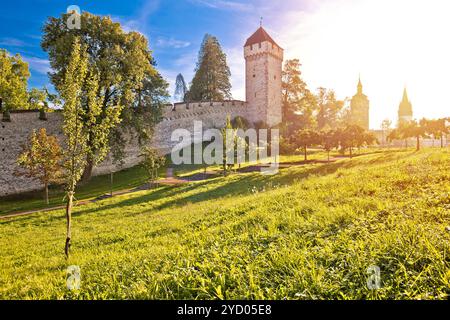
[244,41,284,61]
[161,100,248,121]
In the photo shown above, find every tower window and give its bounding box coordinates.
[254,92,257,98]
[274,75,276,80]
[259,43,261,48]
[253,74,255,78]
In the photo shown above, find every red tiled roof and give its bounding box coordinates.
[244,27,281,48]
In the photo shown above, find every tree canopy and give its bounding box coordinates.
[42,12,169,180]
[16,128,62,204]
[0,49,30,110]
[188,34,232,101]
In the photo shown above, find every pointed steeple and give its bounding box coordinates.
[402,87,409,103]
[398,87,413,121]
[357,76,363,95]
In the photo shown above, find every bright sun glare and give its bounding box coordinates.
[277,0,450,129]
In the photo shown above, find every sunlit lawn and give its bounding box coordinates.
[0,148,449,299]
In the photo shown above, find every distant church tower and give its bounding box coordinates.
[398,88,413,125]
[350,77,370,130]
[244,26,283,127]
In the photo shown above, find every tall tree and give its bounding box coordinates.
[281,59,315,134]
[16,128,62,205]
[174,73,188,102]
[0,49,30,111]
[316,88,344,130]
[42,12,166,182]
[188,34,232,101]
[60,38,120,257]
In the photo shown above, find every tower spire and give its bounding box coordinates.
[260,16,263,27]
[402,87,409,102]
[357,75,363,94]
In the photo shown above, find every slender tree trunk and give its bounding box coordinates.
[304,146,307,162]
[44,182,49,205]
[110,172,114,197]
[81,156,94,184]
[65,191,74,258]
[416,136,420,151]
[328,151,330,163]
[441,136,444,148]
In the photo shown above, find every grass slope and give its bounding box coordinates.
[0,149,449,299]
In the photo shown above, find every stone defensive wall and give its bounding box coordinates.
[0,100,249,196]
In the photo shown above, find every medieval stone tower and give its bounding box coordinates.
[244,26,283,127]
[350,77,370,130]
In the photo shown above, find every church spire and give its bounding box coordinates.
[402,87,409,103]
[357,76,363,94]
[398,87,413,123]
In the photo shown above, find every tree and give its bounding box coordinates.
[386,128,400,145]
[316,88,344,130]
[42,12,166,182]
[174,73,188,102]
[400,120,428,151]
[121,69,170,147]
[28,88,48,109]
[338,125,368,157]
[423,118,449,148]
[0,49,30,112]
[281,59,315,135]
[28,88,50,120]
[188,34,232,101]
[294,129,320,161]
[141,147,166,187]
[60,38,120,258]
[16,128,62,204]
[221,116,235,176]
[381,119,392,146]
[391,122,411,148]
[320,130,339,162]
[231,116,250,130]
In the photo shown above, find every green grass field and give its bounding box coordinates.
[0,147,375,216]
[0,148,449,299]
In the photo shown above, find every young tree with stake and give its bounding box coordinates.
[60,38,122,257]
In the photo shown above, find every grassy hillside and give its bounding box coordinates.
[0,149,449,299]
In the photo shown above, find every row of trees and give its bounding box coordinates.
[387,118,449,150]
[283,125,377,161]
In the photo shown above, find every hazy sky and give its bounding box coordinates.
[1,0,449,129]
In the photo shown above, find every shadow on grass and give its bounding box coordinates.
[1,149,416,226]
